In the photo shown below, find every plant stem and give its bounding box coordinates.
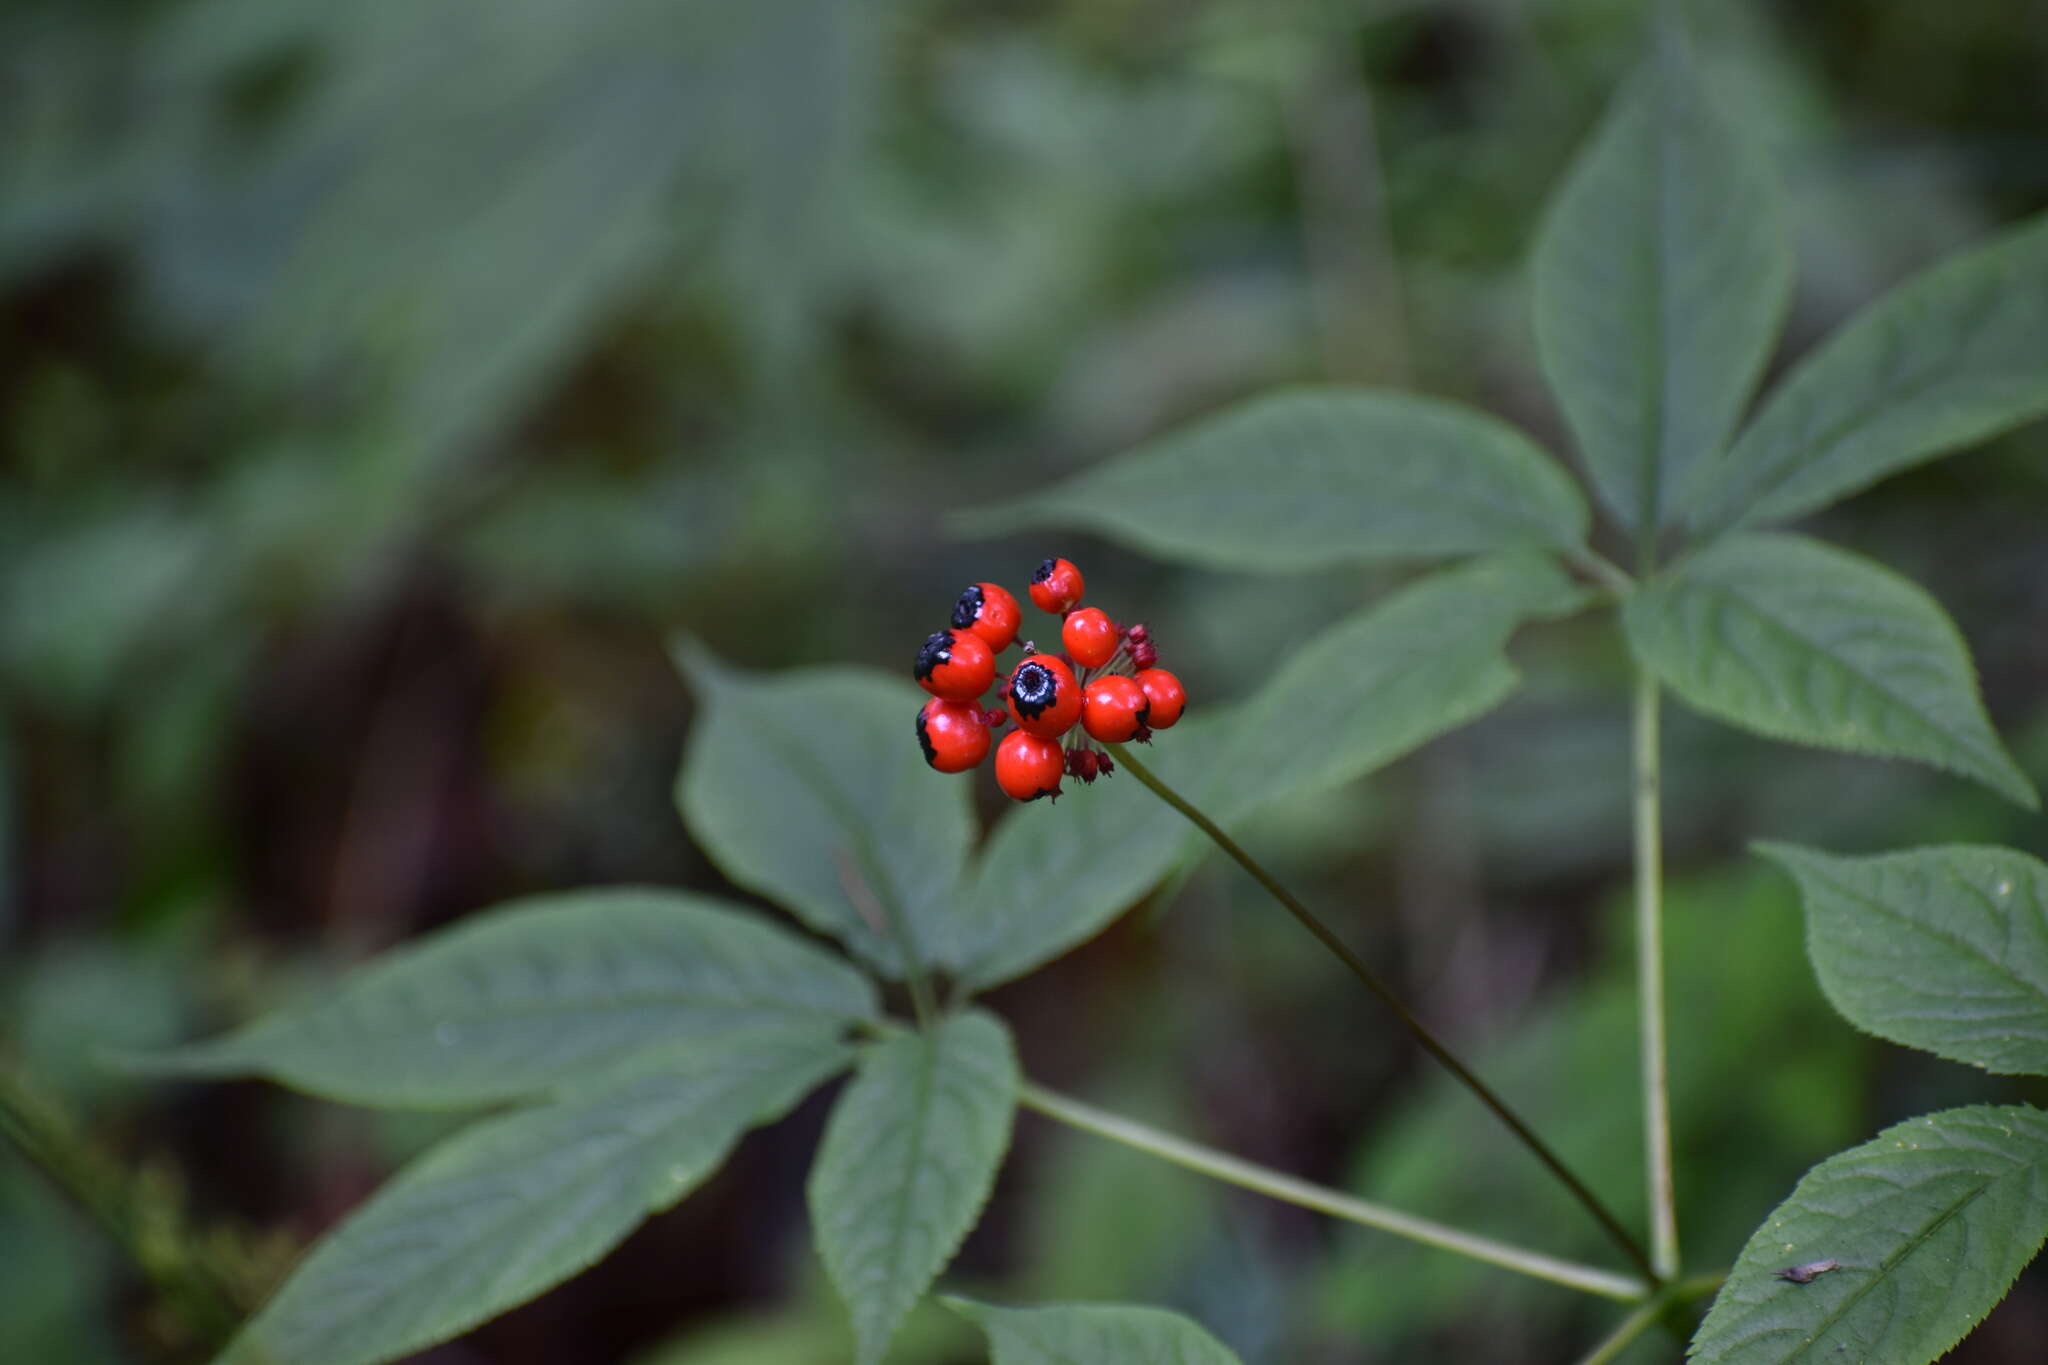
[0,1062,244,1346]
[1567,546,1636,596]
[1633,672,1679,1278]
[1017,1080,1648,1302]
[1104,742,1660,1288]
[1573,1272,1725,1364]
[836,847,938,1030]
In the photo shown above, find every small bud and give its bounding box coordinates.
[1127,623,1149,643]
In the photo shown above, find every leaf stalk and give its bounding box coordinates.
[1103,741,1660,1288]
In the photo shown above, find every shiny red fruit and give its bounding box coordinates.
[916,699,990,773]
[1081,674,1150,743]
[1005,653,1082,738]
[915,628,995,702]
[1061,607,1118,670]
[1135,668,1185,729]
[951,582,1022,652]
[1028,557,1086,614]
[995,729,1064,802]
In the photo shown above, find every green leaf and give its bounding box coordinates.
[1211,552,1589,823]
[950,554,1588,991]
[1531,22,1790,535]
[675,642,975,976]
[219,1032,851,1365]
[809,1012,1019,1365]
[124,889,875,1108]
[950,388,1588,570]
[1760,843,2048,1076]
[1690,1104,2048,1365]
[1686,212,2048,532]
[944,1297,1243,1364]
[1624,533,2036,807]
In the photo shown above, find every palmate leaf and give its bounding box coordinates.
[950,387,1588,570]
[1686,212,2048,533]
[1690,1105,2048,1365]
[1762,843,2048,1076]
[809,1012,1019,1365]
[944,1297,1244,1364]
[124,889,876,1109]
[949,553,1589,991]
[218,1032,851,1365]
[1623,533,2035,808]
[675,642,974,977]
[1532,21,1790,536]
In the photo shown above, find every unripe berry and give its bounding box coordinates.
[1134,667,1185,729]
[915,628,995,702]
[1006,653,1082,738]
[951,582,1022,652]
[1061,607,1119,670]
[1081,674,1150,743]
[1028,557,1085,614]
[995,729,1064,802]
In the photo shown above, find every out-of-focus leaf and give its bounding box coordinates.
[1762,843,2048,1075]
[674,643,974,977]
[952,389,1588,570]
[218,1033,850,1365]
[945,1297,1244,1364]
[953,554,1588,991]
[1691,1105,2048,1365]
[1624,534,2035,807]
[628,1298,974,1365]
[0,1165,125,1365]
[126,889,875,1109]
[809,1012,1018,1365]
[1685,213,2048,532]
[1533,21,1790,534]
[0,506,217,713]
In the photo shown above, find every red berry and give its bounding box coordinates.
[951,582,1021,652]
[1061,607,1118,670]
[995,729,1064,802]
[915,628,995,702]
[1081,674,1150,743]
[1135,668,1186,729]
[915,699,990,773]
[1005,653,1082,738]
[1028,557,1085,614]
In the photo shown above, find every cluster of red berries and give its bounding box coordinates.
[914,557,1187,802]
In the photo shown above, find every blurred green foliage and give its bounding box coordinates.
[4,0,2047,1360]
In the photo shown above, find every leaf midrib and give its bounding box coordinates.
[1806,864,2048,1037]
[1679,566,1996,774]
[1768,1133,2044,1361]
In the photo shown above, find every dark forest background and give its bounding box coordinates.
[3,1,2046,1361]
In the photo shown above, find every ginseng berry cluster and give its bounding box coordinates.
[914,557,1187,802]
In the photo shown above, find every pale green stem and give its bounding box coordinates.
[1018,1080,1648,1303]
[1568,546,1636,596]
[1574,1272,1725,1364]
[1106,741,1659,1287]
[1634,672,1679,1278]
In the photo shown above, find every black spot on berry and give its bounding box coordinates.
[1032,558,1057,583]
[914,630,953,682]
[915,709,937,767]
[951,584,984,630]
[1009,660,1058,720]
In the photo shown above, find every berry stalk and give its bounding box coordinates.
[1104,741,1660,1289]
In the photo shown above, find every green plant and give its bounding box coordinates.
[106,16,2048,1365]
